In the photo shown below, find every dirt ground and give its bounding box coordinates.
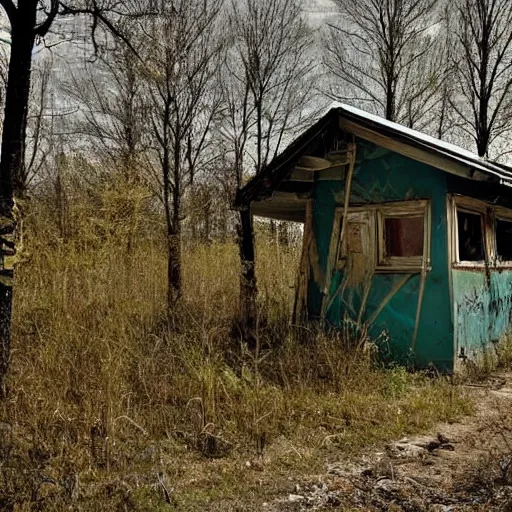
[267,373,512,511]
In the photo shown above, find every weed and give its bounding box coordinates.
[0,184,471,510]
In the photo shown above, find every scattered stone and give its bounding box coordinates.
[288,493,304,502]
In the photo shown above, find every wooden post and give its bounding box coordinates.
[293,199,313,324]
[238,207,257,329]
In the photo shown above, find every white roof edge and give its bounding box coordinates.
[329,102,512,181]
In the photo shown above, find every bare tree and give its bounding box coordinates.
[453,0,512,157]
[62,44,148,180]
[434,5,458,140]
[219,0,317,326]
[142,0,223,308]
[323,0,442,126]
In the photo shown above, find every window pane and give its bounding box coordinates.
[496,218,512,261]
[457,210,484,261]
[384,216,424,257]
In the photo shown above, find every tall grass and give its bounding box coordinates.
[0,180,470,510]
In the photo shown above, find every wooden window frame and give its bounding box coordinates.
[330,206,374,271]
[329,200,431,275]
[336,208,375,268]
[376,200,431,273]
[447,194,512,269]
[451,196,489,268]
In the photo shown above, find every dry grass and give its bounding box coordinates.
[0,179,471,511]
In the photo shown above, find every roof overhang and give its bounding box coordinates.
[235,105,512,223]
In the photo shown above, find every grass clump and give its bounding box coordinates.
[0,183,471,510]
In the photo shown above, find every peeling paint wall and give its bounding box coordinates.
[307,139,454,370]
[452,270,512,359]
[446,174,512,362]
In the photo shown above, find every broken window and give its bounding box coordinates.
[377,201,429,270]
[496,218,512,262]
[456,210,484,262]
[384,216,424,258]
[329,201,430,275]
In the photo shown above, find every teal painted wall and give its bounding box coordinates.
[452,270,512,358]
[308,139,454,370]
[446,175,512,362]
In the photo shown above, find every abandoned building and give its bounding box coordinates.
[235,104,512,371]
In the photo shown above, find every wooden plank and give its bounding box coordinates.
[411,266,427,352]
[367,274,414,326]
[321,143,356,320]
[293,199,313,323]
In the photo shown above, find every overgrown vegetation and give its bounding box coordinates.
[0,177,471,511]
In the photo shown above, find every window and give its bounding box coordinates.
[377,201,430,271]
[333,209,375,271]
[449,195,512,267]
[384,216,424,257]
[451,196,489,267]
[329,201,431,276]
[496,217,512,262]
[457,210,484,262]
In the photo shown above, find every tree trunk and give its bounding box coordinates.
[238,208,256,329]
[167,227,182,308]
[167,152,182,308]
[0,10,37,394]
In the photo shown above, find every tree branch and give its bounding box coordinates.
[0,0,16,28]
[34,0,59,37]
[58,1,142,60]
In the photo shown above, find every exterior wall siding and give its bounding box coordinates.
[447,174,512,362]
[308,139,454,370]
[452,270,512,360]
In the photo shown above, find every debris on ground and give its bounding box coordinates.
[269,374,512,511]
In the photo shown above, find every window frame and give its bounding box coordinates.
[448,194,512,269]
[329,200,431,275]
[451,196,489,268]
[493,206,512,266]
[330,206,375,271]
[376,200,431,272]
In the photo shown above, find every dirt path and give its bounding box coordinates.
[270,374,512,511]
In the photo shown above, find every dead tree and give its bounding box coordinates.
[62,44,148,181]
[324,0,442,126]
[453,0,512,157]
[220,0,316,327]
[435,5,458,140]
[142,0,223,308]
